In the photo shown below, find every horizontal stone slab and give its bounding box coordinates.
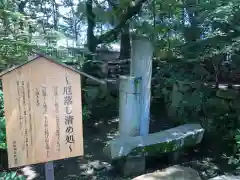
[209,175,240,180]
[103,123,204,160]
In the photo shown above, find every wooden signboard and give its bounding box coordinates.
[0,55,88,168]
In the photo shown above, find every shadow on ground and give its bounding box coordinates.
[23,115,235,180]
[33,117,118,180]
[32,116,173,180]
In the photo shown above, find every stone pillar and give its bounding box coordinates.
[119,76,141,137]
[118,76,145,176]
[120,35,153,176]
[130,35,153,136]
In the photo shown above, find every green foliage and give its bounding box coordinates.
[84,86,118,121]
[226,130,240,168]
[0,89,6,149]
[179,0,240,60]
[82,105,91,120]
[1,0,240,173]
[0,171,25,180]
[152,57,240,158]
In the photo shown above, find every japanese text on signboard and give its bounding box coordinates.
[63,77,75,152]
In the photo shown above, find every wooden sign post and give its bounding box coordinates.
[45,161,54,180]
[0,54,105,179]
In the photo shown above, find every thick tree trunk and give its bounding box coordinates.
[84,0,104,86]
[183,0,201,42]
[86,0,97,60]
[119,23,131,60]
[84,0,147,76]
[182,0,201,59]
[52,0,59,30]
[82,0,97,91]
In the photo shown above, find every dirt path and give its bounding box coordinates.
[32,116,173,180]
[31,116,233,180]
[34,117,128,180]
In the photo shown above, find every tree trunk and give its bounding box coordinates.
[52,0,59,30]
[183,0,201,42]
[18,0,27,30]
[83,0,101,89]
[119,23,131,60]
[182,0,201,59]
[86,0,97,60]
[18,1,27,14]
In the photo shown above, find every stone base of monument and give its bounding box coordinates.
[167,148,187,165]
[103,123,205,176]
[123,154,145,177]
[110,153,146,176]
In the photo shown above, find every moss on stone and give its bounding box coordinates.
[126,132,203,157]
[216,89,238,100]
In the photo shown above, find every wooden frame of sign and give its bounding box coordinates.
[0,54,104,172]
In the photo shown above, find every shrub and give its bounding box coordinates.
[0,90,6,149]
[152,61,240,156]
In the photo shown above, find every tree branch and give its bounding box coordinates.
[18,0,28,14]
[106,0,118,10]
[97,0,148,44]
[93,0,106,9]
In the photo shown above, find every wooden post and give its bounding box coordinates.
[45,161,54,180]
[119,76,141,137]
[130,35,153,136]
